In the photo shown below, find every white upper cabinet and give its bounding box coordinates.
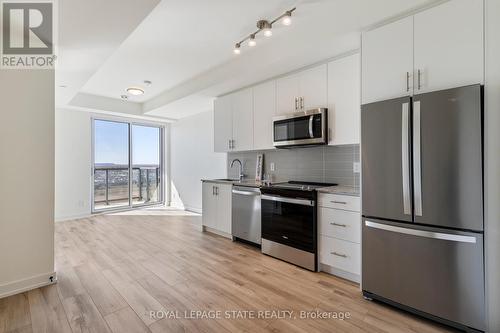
[299,64,328,110]
[213,95,232,153]
[413,0,484,93]
[253,81,276,150]
[232,88,254,151]
[276,74,300,115]
[328,53,361,145]
[362,1,484,104]
[362,16,414,104]
[276,64,327,115]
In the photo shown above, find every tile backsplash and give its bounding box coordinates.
[228,145,360,187]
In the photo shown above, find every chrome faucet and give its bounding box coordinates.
[230,159,245,181]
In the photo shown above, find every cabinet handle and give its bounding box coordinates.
[294,97,298,111]
[330,222,347,227]
[300,97,304,110]
[417,69,422,90]
[331,252,347,258]
[228,140,231,150]
[331,200,347,205]
[406,72,410,92]
[232,140,235,150]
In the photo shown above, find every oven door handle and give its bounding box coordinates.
[261,195,314,206]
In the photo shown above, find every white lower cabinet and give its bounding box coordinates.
[318,193,361,283]
[202,182,232,237]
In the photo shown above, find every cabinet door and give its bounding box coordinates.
[216,184,232,234]
[202,183,217,229]
[253,81,276,150]
[276,74,299,115]
[414,0,484,93]
[299,64,327,110]
[213,95,232,152]
[328,54,360,145]
[232,88,253,151]
[362,16,413,104]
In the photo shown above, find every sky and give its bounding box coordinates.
[94,120,160,166]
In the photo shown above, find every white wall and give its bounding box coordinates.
[0,70,55,297]
[55,109,92,221]
[170,110,227,212]
[484,0,500,331]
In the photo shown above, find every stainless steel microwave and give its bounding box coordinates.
[273,108,328,148]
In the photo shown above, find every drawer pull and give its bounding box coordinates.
[330,222,347,227]
[331,200,347,204]
[331,252,347,258]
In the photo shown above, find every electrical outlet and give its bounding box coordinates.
[353,162,361,173]
[270,162,275,172]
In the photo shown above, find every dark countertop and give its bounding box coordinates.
[317,185,360,197]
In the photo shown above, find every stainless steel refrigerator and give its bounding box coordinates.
[361,85,485,332]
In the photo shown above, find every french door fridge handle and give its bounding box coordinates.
[413,101,423,216]
[365,221,476,243]
[308,116,314,138]
[402,103,411,215]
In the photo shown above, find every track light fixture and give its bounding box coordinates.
[233,7,296,54]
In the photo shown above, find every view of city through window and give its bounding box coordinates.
[93,120,162,211]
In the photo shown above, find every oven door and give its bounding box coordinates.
[273,109,327,147]
[261,195,315,253]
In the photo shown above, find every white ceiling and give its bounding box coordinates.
[60,0,439,120]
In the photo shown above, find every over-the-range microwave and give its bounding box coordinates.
[273,108,328,148]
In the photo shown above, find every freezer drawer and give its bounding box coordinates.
[362,218,485,331]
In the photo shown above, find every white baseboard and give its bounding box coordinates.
[0,271,57,299]
[55,212,91,222]
[202,226,232,239]
[320,263,360,284]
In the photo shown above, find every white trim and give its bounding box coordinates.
[320,263,360,284]
[362,0,450,32]
[0,272,57,299]
[202,226,232,239]
[55,212,91,222]
[218,49,360,99]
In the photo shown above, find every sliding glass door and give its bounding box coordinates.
[92,119,163,212]
[132,125,161,205]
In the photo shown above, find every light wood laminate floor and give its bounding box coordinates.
[0,210,456,333]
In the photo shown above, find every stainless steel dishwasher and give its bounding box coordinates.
[231,186,261,245]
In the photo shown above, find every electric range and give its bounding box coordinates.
[260,181,337,271]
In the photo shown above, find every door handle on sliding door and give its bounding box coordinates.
[413,101,423,216]
[401,102,411,215]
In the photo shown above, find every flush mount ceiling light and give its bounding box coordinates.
[126,87,145,96]
[233,7,295,55]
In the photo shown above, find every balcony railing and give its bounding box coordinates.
[93,165,160,209]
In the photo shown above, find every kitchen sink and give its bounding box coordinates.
[214,178,239,182]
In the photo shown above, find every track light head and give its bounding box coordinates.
[249,34,257,47]
[233,43,241,54]
[257,20,272,37]
[282,10,292,26]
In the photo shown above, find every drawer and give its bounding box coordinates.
[318,193,360,212]
[319,235,360,275]
[319,208,361,243]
